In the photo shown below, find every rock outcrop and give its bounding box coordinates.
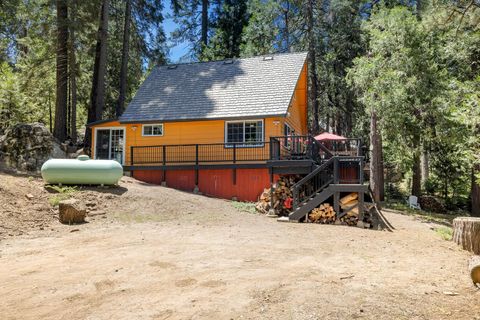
[0,122,65,172]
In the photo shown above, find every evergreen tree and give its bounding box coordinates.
[203,0,249,59]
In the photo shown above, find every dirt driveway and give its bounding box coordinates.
[0,176,479,319]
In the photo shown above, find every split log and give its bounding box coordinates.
[255,176,300,216]
[453,217,480,254]
[470,256,480,288]
[308,202,336,224]
[340,193,358,206]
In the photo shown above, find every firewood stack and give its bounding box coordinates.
[339,193,359,226]
[255,176,298,216]
[308,203,336,223]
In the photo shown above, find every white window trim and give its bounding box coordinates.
[142,123,164,137]
[284,122,293,135]
[224,119,264,147]
[93,126,126,165]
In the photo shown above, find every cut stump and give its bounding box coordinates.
[59,199,86,224]
[453,217,480,254]
[469,256,480,288]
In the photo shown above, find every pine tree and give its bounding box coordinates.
[54,0,68,142]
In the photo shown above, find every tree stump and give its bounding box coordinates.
[59,199,86,224]
[469,256,480,288]
[453,217,480,254]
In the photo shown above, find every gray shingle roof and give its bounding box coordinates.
[119,52,308,123]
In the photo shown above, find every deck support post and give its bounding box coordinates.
[358,191,365,221]
[334,191,340,215]
[269,171,275,215]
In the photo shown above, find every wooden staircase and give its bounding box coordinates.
[267,135,367,222]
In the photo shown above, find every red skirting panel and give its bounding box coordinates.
[132,168,272,202]
[132,170,164,184]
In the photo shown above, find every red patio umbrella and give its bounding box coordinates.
[314,132,347,141]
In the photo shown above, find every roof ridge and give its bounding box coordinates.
[159,51,308,68]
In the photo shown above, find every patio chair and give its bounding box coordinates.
[407,195,421,210]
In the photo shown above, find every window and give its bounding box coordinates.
[284,123,294,147]
[142,124,163,136]
[225,120,263,146]
[284,123,293,136]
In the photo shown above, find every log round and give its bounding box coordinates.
[470,256,480,287]
[453,217,480,254]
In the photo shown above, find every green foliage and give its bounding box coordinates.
[231,201,257,214]
[202,0,249,60]
[0,0,167,136]
[434,226,453,241]
[348,3,480,204]
[47,185,77,206]
[240,0,279,56]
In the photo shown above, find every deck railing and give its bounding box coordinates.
[130,142,271,166]
[128,136,363,167]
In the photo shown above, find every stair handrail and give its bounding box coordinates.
[291,157,336,209]
[293,157,335,188]
[311,137,334,160]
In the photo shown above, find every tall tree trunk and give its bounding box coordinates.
[306,0,319,134]
[421,148,429,187]
[201,0,208,49]
[412,147,422,197]
[117,0,131,118]
[472,165,480,217]
[282,2,290,52]
[69,0,77,142]
[54,0,68,142]
[85,0,109,148]
[378,126,385,201]
[370,109,384,205]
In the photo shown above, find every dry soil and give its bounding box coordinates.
[0,173,479,319]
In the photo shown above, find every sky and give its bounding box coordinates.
[162,5,189,63]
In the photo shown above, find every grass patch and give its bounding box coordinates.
[231,201,257,214]
[383,200,461,226]
[435,226,453,241]
[47,186,77,206]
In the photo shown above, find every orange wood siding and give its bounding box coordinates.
[91,117,283,164]
[284,64,308,135]
[90,61,308,164]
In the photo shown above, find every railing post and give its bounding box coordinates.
[195,144,199,165]
[359,157,364,184]
[269,138,273,160]
[333,157,339,184]
[130,146,134,166]
[162,145,166,165]
[233,143,236,163]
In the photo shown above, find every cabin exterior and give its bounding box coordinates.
[88,52,367,222]
[89,52,308,201]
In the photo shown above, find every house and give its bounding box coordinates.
[88,52,367,222]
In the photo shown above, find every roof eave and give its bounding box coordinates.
[118,113,288,124]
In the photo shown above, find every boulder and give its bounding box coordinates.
[58,199,86,224]
[0,122,66,172]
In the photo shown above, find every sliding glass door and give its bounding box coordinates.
[95,128,125,164]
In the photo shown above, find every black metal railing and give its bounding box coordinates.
[292,157,335,209]
[317,138,362,157]
[269,135,336,162]
[129,136,364,169]
[291,156,365,210]
[130,142,271,166]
